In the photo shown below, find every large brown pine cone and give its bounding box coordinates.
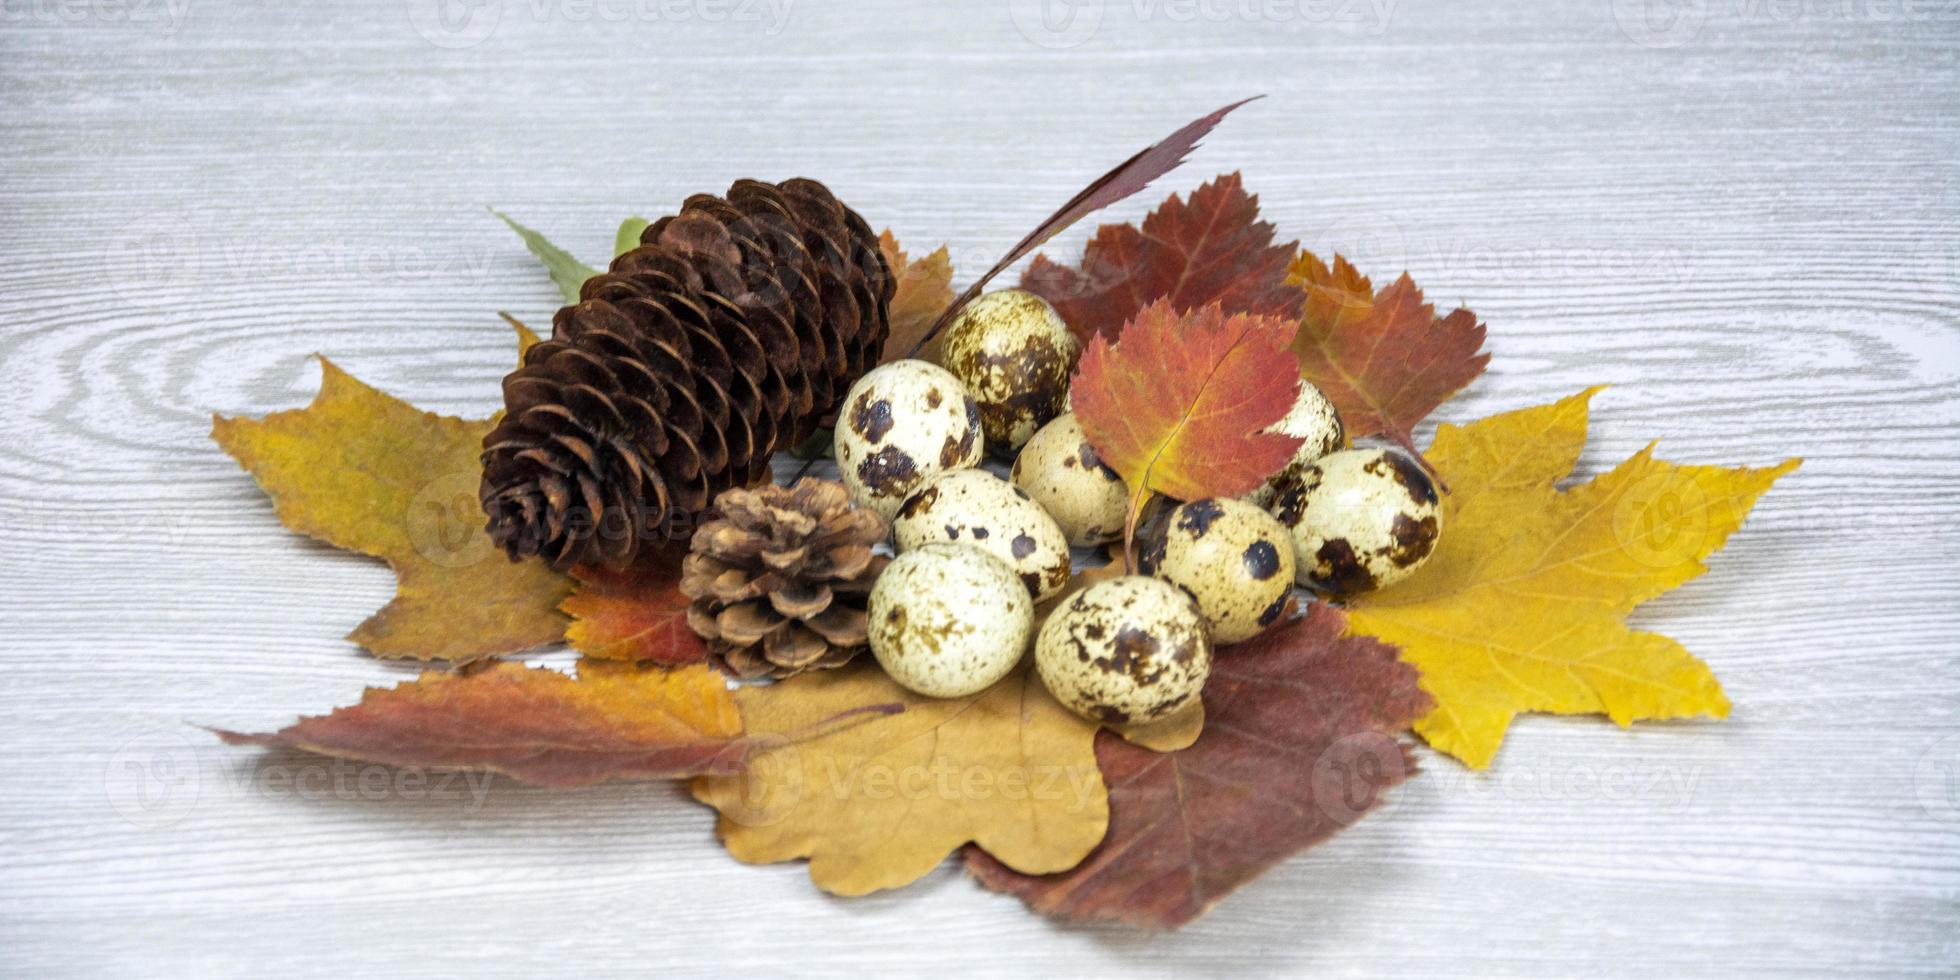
[681,479,889,679]
[480,178,893,569]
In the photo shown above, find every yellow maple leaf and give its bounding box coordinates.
[211,322,570,661]
[1345,388,1799,769]
[691,660,1108,896]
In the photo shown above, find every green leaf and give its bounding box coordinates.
[614,216,651,258]
[492,209,598,305]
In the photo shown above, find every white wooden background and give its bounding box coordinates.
[3,0,1956,976]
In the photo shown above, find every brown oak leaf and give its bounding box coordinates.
[1023,172,1301,345]
[1288,250,1489,459]
[966,604,1431,929]
[692,660,1106,896]
[215,660,745,787]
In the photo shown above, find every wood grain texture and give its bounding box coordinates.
[1,1,1956,976]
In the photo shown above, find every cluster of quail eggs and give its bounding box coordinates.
[840,288,1446,725]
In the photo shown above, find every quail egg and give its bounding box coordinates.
[941,289,1081,455]
[1246,381,1345,509]
[1035,575,1211,725]
[835,359,984,521]
[893,469,1071,600]
[1009,412,1128,547]
[1272,447,1441,597]
[1138,497,1296,644]
[868,543,1033,698]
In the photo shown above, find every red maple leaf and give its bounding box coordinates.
[1069,299,1303,558]
[562,552,707,665]
[215,660,746,788]
[966,604,1431,929]
[1289,250,1489,458]
[1023,172,1301,345]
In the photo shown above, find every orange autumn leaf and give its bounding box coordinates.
[563,554,708,665]
[876,229,955,364]
[1070,299,1303,553]
[1023,172,1300,346]
[210,324,570,661]
[215,660,746,787]
[1288,250,1489,459]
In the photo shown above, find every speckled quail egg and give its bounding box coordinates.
[835,359,984,521]
[1138,497,1296,644]
[893,469,1071,600]
[1008,412,1128,547]
[941,289,1081,455]
[868,543,1033,698]
[1035,575,1211,725]
[1246,381,1345,509]
[1271,447,1441,597]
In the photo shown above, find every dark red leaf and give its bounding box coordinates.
[1024,172,1301,345]
[966,604,1431,929]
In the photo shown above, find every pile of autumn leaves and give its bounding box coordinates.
[211,173,1795,930]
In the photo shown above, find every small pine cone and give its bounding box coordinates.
[681,478,890,679]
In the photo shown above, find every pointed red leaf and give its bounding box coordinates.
[1070,300,1303,528]
[562,552,707,665]
[1024,172,1301,345]
[1289,251,1490,457]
